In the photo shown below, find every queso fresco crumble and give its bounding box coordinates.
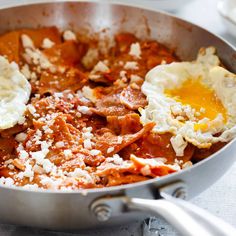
[0,27,228,190]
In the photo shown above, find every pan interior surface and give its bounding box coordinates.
[0,1,235,69]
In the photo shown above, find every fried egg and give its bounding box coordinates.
[0,56,31,129]
[140,47,236,156]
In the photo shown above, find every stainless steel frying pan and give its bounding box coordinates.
[0,1,236,235]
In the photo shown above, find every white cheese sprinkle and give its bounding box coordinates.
[63,30,77,41]
[15,132,27,142]
[170,134,188,157]
[140,165,151,176]
[41,38,55,49]
[64,149,72,157]
[90,149,101,156]
[81,86,97,103]
[130,74,143,83]
[27,104,37,116]
[83,139,92,149]
[55,141,65,148]
[82,48,99,69]
[21,34,35,49]
[117,136,123,144]
[42,159,54,173]
[82,131,93,140]
[124,61,139,70]
[129,42,141,58]
[92,61,109,73]
[182,161,193,169]
[107,147,114,154]
[77,106,92,115]
[21,64,31,80]
[0,177,14,186]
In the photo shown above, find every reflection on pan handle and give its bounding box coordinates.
[90,181,236,235]
[127,194,236,236]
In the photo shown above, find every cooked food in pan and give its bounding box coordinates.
[0,27,235,190]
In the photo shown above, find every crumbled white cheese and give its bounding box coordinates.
[77,106,92,115]
[83,139,92,149]
[76,90,90,103]
[140,165,151,176]
[107,147,114,154]
[30,72,37,81]
[120,71,127,82]
[55,141,65,148]
[0,177,14,186]
[15,132,27,142]
[54,92,63,99]
[130,82,140,90]
[112,154,123,165]
[27,104,37,116]
[42,125,53,134]
[31,151,46,165]
[21,34,35,49]
[82,131,93,140]
[63,30,77,41]
[92,61,109,73]
[41,38,55,49]
[182,161,193,169]
[113,79,126,88]
[130,74,143,83]
[124,61,139,70]
[76,112,82,118]
[21,64,31,80]
[89,74,101,81]
[40,176,63,190]
[170,134,188,157]
[69,168,93,184]
[106,154,123,165]
[8,164,15,170]
[129,42,141,58]
[83,126,93,132]
[5,159,13,165]
[42,159,54,173]
[67,93,74,100]
[32,164,44,174]
[82,48,99,69]
[23,47,54,71]
[64,149,72,157]
[30,141,50,165]
[22,160,34,179]
[90,149,101,156]
[117,136,123,144]
[81,86,97,103]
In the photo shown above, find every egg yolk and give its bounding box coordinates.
[165,79,227,124]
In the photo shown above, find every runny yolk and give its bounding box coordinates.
[165,79,227,123]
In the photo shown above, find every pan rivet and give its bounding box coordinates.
[172,187,187,199]
[93,204,112,222]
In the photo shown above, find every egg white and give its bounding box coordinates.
[0,56,31,129]
[140,47,236,156]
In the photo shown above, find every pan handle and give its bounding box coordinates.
[127,194,236,236]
